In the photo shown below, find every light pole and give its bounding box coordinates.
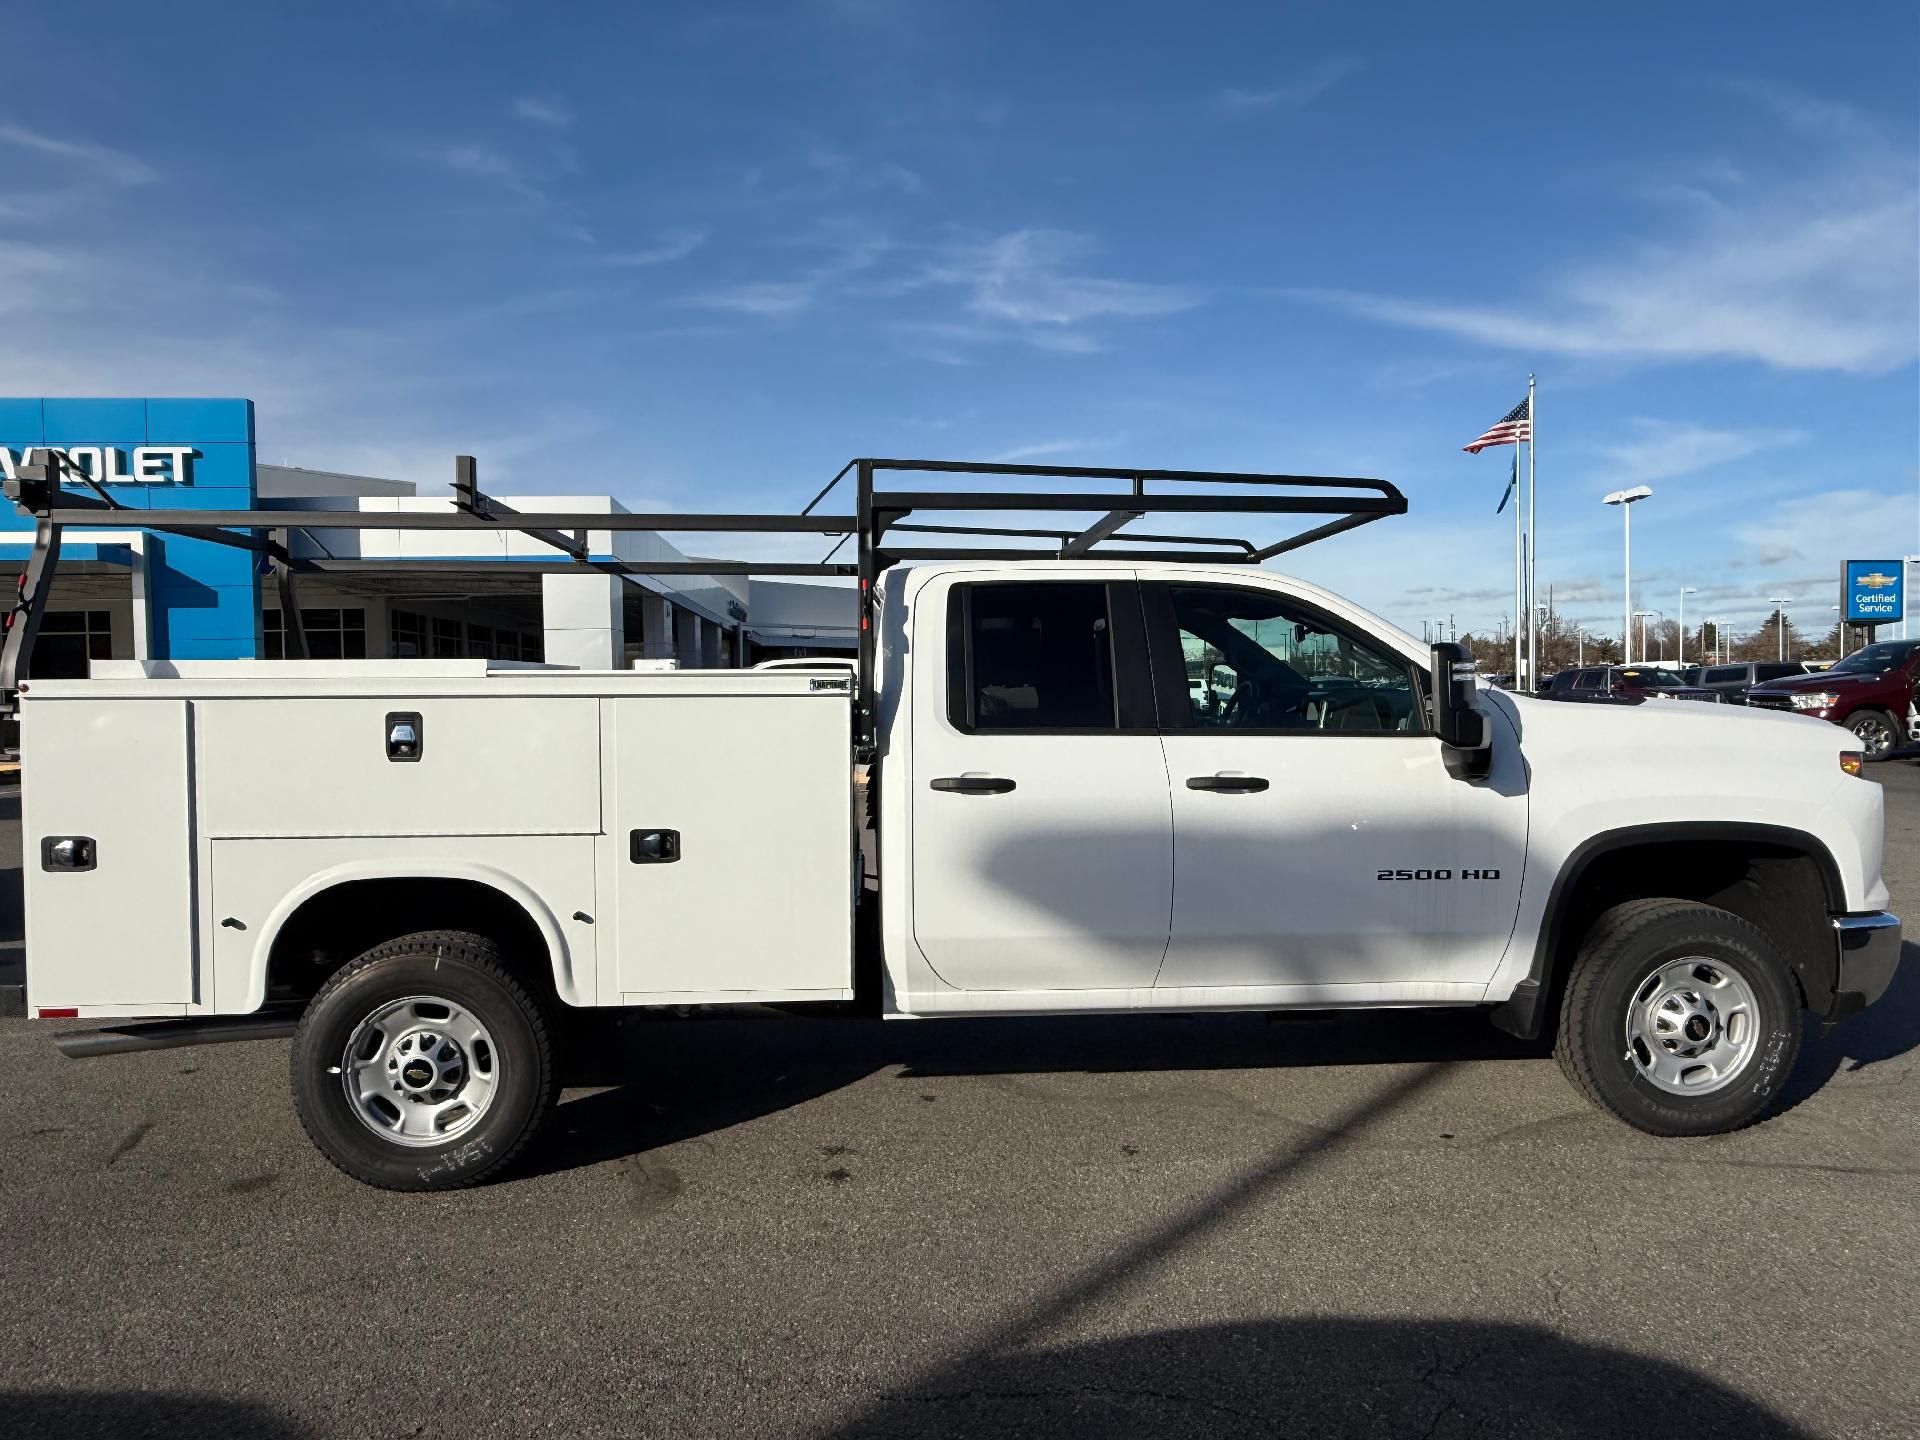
[1604,486,1653,664]
[1576,626,1585,665]
[1769,596,1790,661]
[1679,586,1697,667]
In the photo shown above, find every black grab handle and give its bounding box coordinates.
[930,776,1016,795]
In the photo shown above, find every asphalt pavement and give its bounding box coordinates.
[0,771,1915,1439]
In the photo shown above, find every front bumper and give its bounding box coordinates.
[1826,912,1901,1022]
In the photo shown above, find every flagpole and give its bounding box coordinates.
[1512,450,1522,684]
[1526,373,1537,687]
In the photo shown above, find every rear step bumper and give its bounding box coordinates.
[53,1012,299,1058]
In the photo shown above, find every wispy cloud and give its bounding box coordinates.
[512,95,574,129]
[0,123,157,185]
[685,280,816,317]
[935,229,1199,332]
[804,142,922,195]
[412,141,547,202]
[1732,487,1916,573]
[1595,420,1806,485]
[1216,57,1365,113]
[591,227,709,267]
[1285,85,1918,374]
[681,224,890,317]
[989,438,1114,462]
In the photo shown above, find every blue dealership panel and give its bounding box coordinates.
[0,397,260,659]
[1843,560,1904,626]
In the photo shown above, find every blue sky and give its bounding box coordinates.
[2,1,1915,640]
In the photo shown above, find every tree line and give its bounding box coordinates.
[1457,608,1880,678]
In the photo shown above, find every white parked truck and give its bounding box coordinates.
[5,456,1901,1189]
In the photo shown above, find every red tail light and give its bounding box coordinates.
[37,1007,78,1019]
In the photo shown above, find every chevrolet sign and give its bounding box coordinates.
[1844,559,1906,624]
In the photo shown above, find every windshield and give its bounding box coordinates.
[1830,641,1920,675]
[1614,668,1684,687]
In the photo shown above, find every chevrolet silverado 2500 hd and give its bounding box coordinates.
[4,456,1901,1189]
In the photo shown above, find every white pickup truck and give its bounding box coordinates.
[6,456,1901,1189]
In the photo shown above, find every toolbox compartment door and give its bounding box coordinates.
[607,692,853,1001]
[21,697,197,1009]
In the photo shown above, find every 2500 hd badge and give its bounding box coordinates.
[1376,868,1502,881]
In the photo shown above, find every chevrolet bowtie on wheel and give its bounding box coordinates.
[13,456,1902,1189]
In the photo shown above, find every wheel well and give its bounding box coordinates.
[265,878,557,1006]
[1498,833,1842,1039]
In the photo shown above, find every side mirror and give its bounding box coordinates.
[1430,642,1491,780]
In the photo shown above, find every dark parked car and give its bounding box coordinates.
[1748,639,1920,760]
[1690,660,1811,704]
[1542,665,1724,703]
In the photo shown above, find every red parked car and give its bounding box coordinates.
[1747,639,1920,760]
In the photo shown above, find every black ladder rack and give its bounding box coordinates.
[1,452,1406,740]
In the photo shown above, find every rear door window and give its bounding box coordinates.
[1575,669,1603,690]
[1756,663,1802,681]
[948,582,1119,732]
[1705,666,1745,684]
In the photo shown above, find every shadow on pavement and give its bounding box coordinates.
[1782,939,1920,1110]
[819,1317,1814,1438]
[522,1005,1542,1180]
[0,1392,308,1439]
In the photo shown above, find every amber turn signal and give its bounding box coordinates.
[1839,752,1864,776]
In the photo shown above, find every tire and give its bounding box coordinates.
[1553,900,1801,1136]
[1845,708,1901,761]
[291,930,557,1191]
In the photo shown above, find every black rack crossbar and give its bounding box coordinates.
[1,450,1406,741]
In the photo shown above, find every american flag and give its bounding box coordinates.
[1463,398,1532,453]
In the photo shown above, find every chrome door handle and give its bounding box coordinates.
[1185,774,1269,793]
[931,774,1016,794]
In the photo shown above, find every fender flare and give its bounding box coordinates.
[1490,821,1845,1040]
[242,858,579,1011]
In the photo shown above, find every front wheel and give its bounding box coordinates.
[291,930,557,1190]
[1845,708,1901,761]
[1554,900,1801,1136]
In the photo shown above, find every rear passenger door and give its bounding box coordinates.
[909,577,1174,992]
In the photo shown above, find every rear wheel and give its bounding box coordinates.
[1846,707,1900,760]
[1554,900,1800,1136]
[291,930,557,1190]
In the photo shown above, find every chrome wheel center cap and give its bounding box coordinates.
[1649,989,1720,1056]
[388,1029,466,1102]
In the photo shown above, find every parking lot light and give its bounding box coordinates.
[1603,486,1653,662]
[1679,586,1697,666]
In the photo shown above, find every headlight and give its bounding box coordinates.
[1790,692,1839,710]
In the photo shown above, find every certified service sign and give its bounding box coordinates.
[1843,560,1905,624]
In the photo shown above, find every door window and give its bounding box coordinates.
[1574,669,1603,690]
[1156,585,1420,733]
[1705,666,1744,684]
[1756,663,1801,681]
[949,582,1118,732]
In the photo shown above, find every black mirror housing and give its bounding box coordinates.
[1430,642,1492,780]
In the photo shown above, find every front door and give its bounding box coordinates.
[1145,581,1527,992]
[910,577,1173,992]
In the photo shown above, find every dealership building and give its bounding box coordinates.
[0,397,856,678]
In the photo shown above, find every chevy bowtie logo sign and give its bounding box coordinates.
[0,444,196,485]
[1844,560,1905,624]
